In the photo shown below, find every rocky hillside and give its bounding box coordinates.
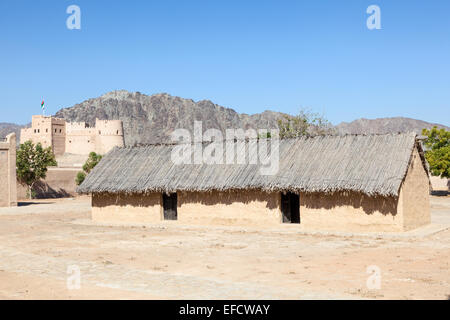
[55,90,285,146]
[0,123,25,145]
[336,117,450,135]
[3,90,449,146]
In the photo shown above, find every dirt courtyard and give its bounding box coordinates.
[0,195,449,300]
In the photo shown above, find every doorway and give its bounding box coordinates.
[163,193,178,220]
[281,192,300,223]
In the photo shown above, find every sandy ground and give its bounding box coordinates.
[0,195,449,300]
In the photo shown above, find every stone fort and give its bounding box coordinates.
[21,115,124,156]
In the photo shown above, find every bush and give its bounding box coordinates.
[422,126,450,178]
[75,152,103,186]
[75,171,86,186]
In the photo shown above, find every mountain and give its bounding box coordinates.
[0,123,25,145]
[2,90,449,146]
[336,117,450,135]
[55,90,285,146]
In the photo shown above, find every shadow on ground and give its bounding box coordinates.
[18,202,55,207]
[431,190,449,197]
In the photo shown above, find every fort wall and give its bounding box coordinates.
[16,167,80,200]
[65,122,97,155]
[20,116,124,156]
[21,115,66,155]
[95,120,124,154]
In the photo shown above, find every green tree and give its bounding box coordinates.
[422,126,450,178]
[16,140,57,199]
[75,171,86,186]
[277,108,335,139]
[76,152,103,186]
[83,152,103,174]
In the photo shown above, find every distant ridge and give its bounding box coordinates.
[0,123,25,145]
[336,117,450,135]
[54,90,286,146]
[2,90,449,146]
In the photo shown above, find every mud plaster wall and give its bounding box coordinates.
[21,116,124,156]
[429,176,449,192]
[399,146,431,230]
[20,116,66,156]
[65,128,96,155]
[90,190,281,226]
[298,146,430,232]
[92,192,162,223]
[17,168,80,199]
[66,120,124,155]
[299,192,403,232]
[177,190,281,226]
[0,134,17,207]
[95,120,124,155]
[90,149,430,232]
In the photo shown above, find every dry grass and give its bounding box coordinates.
[79,133,425,197]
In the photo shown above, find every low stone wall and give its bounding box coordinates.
[17,167,80,199]
[430,176,449,192]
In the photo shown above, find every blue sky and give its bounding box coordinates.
[0,0,449,126]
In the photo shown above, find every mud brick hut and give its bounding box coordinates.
[78,133,431,232]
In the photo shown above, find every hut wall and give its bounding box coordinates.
[91,192,162,223]
[177,190,281,226]
[398,147,430,230]
[299,192,403,232]
[89,146,430,232]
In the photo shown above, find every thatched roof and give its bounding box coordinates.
[77,133,428,197]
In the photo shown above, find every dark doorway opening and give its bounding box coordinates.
[281,192,300,224]
[163,193,178,220]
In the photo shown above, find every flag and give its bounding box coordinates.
[41,100,45,110]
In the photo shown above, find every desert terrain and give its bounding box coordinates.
[0,195,448,300]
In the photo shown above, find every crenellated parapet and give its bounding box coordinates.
[95,119,124,136]
[95,119,125,154]
[20,115,124,156]
[20,115,66,155]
